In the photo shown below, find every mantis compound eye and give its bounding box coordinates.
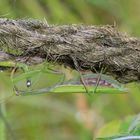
[26,80,31,87]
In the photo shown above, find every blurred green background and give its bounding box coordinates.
[0,0,140,140]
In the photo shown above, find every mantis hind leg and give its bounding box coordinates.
[92,66,107,94]
[70,55,90,95]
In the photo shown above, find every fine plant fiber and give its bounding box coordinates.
[0,18,140,83]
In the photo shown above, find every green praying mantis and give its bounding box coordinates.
[16,72,128,96]
[0,61,129,96]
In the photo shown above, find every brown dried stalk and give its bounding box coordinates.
[0,18,140,83]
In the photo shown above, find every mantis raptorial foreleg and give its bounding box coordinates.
[0,61,31,87]
[12,63,65,96]
[0,61,32,97]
